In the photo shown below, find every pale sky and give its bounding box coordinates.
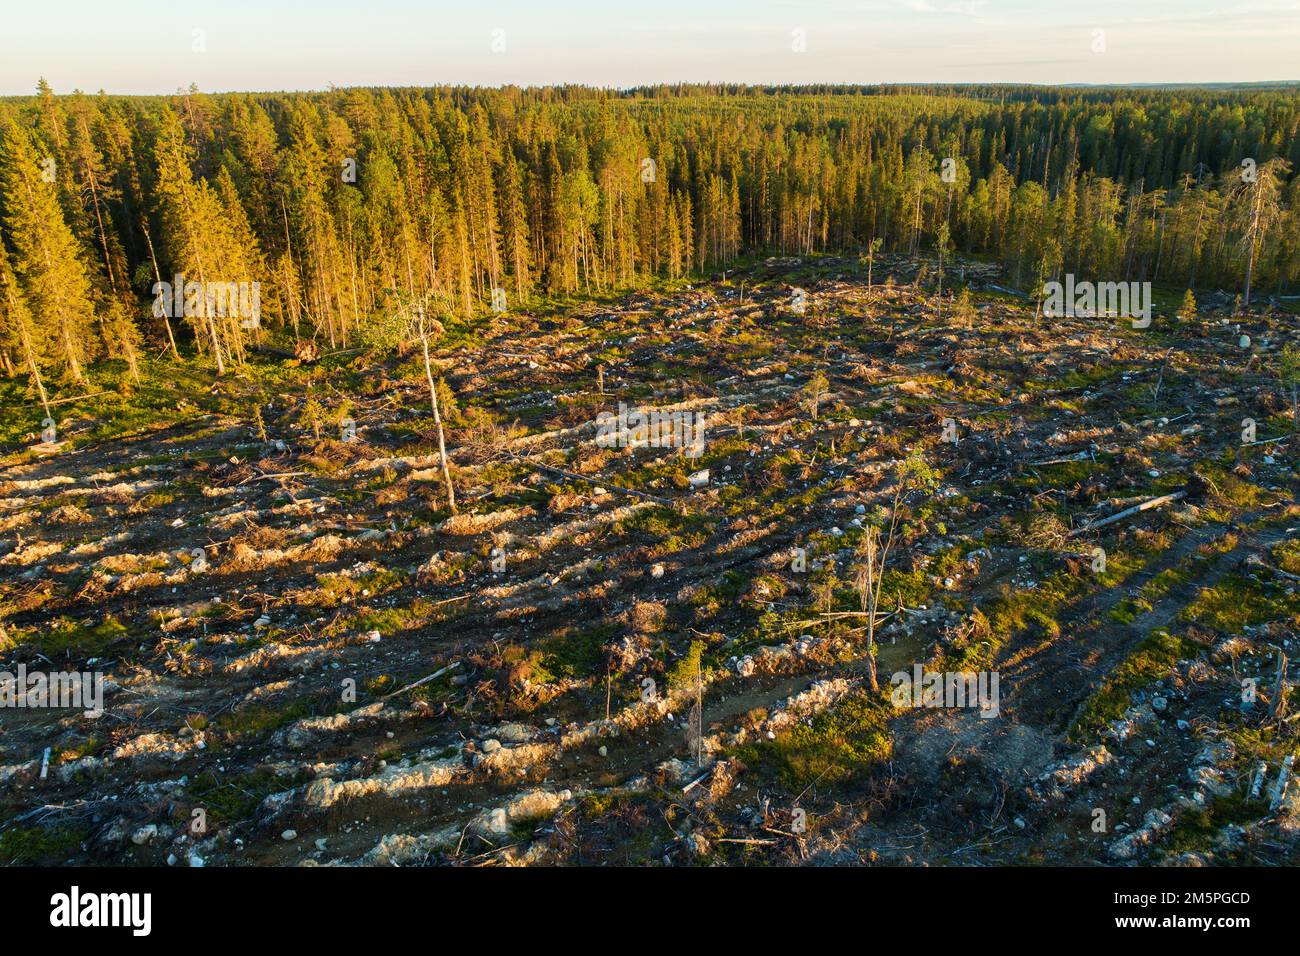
[1,0,1298,96]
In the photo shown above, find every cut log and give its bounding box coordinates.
[383,661,461,700]
[1069,490,1187,536]
[984,283,1028,299]
[1268,755,1294,811]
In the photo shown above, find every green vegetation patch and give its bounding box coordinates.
[735,690,893,787]
[1071,629,1204,742]
[1179,574,1300,633]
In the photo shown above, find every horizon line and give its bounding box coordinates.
[6,78,1300,99]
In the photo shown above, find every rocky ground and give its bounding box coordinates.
[2,255,1298,866]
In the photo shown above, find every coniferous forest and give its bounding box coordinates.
[1,81,1298,383]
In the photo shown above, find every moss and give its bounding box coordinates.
[735,690,893,787]
[616,505,713,550]
[580,791,627,818]
[213,700,312,742]
[0,826,85,864]
[187,768,309,823]
[1194,458,1268,508]
[948,574,1074,671]
[1014,458,1107,491]
[22,615,130,658]
[537,623,615,680]
[1071,629,1203,742]
[1179,574,1300,633]
[315,568,406,605]
[1163,794,1266,857]
[343,596,457,636]
[1108,597,1151,626]
[881,566,933,609]
[689,571,749,616]
[1272,538,1300,576]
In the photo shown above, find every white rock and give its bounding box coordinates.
[281,829,298,841]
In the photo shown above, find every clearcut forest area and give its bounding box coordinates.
[1,84,1299,868]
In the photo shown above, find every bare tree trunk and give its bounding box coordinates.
[1244,182,1264,307]
[19,323,50,421]
[419,311,457,515]
[1271,649,1289,721]
[141,220,180,360]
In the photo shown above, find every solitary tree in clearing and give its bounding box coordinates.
[863,237,883,290]
[952,288,977,330]
[376,290,459,516]
[852,452,940,691]
[803,369,829,421]
[414,304,458,516]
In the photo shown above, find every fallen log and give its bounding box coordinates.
[1069,490,1187,536]
[383,660,461,700]
[983,283,1028,299]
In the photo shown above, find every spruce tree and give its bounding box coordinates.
[0,121,99,383]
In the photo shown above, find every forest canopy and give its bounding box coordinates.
[0,81,1297,383]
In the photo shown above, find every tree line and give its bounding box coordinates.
[1,80,1298,383]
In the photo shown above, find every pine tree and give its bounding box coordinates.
[0,121,99,383]
[0,247,50,415]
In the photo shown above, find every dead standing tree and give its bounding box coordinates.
[415,304,458,516]
[387,293,459,516]
[1225,157,1291,308]
[853,453,940,691]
